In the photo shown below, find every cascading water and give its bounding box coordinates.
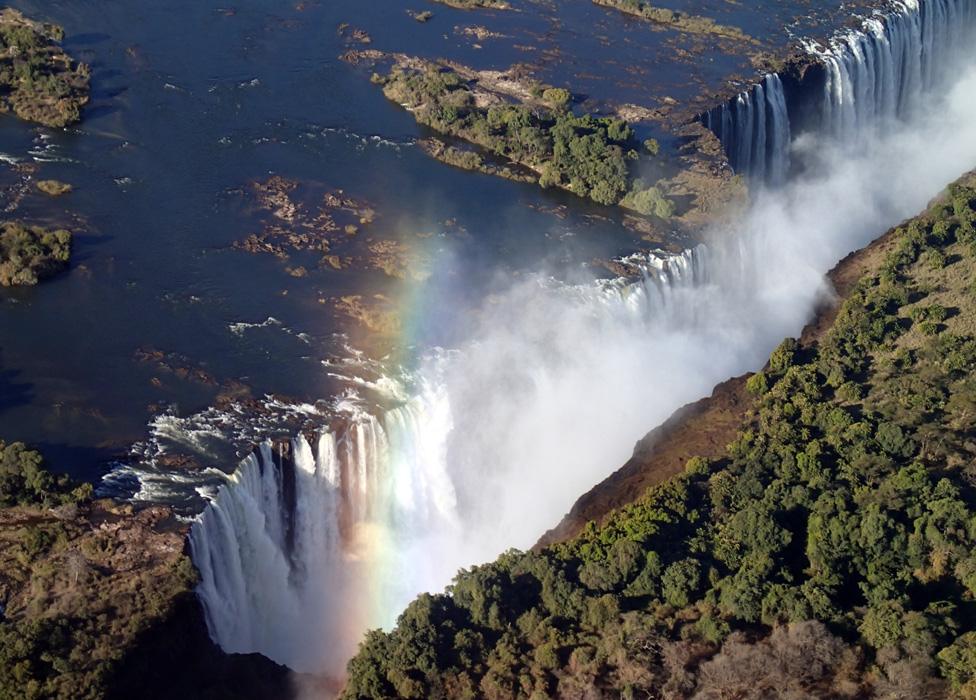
[704,0,976,181]
[811,0,976,141]
[173,0,976,682]
[189,386,457,676]
[187,248,705,676]
[703,74,792,185]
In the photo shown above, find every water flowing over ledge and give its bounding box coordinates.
[109,0,976,679]
[702,0,976,182]
[702,74,791,186]
[185,247,707,675]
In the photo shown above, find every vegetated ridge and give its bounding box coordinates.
[340,173,976,699]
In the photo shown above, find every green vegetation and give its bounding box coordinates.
[0,442,288,698]
[0,8,89,127]
[342,178,976,698]
[0,515,199,699]
[593,0,753,43]
[0,442,201,699]
[374,64,673,215]
[0,441,92,508]
[0,221,72,286]
[620,178,674,218]
[419,138,536,184]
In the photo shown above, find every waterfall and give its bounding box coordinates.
[186,248,706,674]
[168,0,976,681]
[703,74,791,186]
[812,0,976,142]
[703,0,976,182]
[578,246,707,318]
[188,385,459,676]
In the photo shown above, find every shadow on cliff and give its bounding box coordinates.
[104,591,292,700]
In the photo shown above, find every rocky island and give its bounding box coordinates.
[0,221,71,287]
[0,8,89,128]
[363,55,676,217]
[592,0,755,43]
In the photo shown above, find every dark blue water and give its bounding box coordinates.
[0,0,854,481]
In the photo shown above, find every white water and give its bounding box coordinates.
[706,0,976,179]
[188,250,703,676]
[812,0,976,141]
[705,74,792,184]
[186,0,976,680]
[189,388,460,675]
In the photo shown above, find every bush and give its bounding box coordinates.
[541,87,571,109]
[0,221,72,286]
[619,181,675,218]
[745,371,769,395]
[0,440,91,508]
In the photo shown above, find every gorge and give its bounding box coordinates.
[3,0,976,696]
[182,0,976,688]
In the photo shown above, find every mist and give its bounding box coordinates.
[433,62,976,563]
[194,35,976,693]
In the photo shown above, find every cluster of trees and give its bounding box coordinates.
[0,440,91,508]
[431,0,510,8]
[0,440,206,699]
[341,181,976,699]
[0,437,288,699]
[0,221,72,287]
[0,10,89,127]
[376,65,674,215]
[0,547,200,700]
[592,0,752,42]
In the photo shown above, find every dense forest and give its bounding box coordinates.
[341,177,976,699]
[373,64,675,217]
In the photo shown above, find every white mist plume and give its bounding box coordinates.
[437,62,976,560]
[193,36,976,691]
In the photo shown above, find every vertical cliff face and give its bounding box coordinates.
[703,0,976,183]
[0,500,289,699]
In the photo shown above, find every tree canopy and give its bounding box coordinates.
[342,180,976,699]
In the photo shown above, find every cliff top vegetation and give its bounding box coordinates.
[341,175,976,699]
